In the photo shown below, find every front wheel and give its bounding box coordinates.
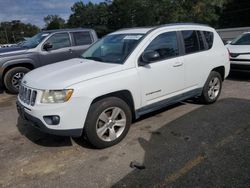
[84,97,132,148]
[4,67,30,94]
[200,71,222,104]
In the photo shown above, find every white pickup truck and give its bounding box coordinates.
[17,23,230,148]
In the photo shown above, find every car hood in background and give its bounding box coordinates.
[227,44,250,59]
[0,46,28,56]
[22,58,127,89]
[227,44,250,53]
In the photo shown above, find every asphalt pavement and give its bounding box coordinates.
[0,71,249,188]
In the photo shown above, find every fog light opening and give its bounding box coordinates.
[43,115,60,125]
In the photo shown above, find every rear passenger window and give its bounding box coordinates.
[197,31,205,50]
[182,30,199,54]
[203,31,214,49]
[73,32,92,46]
[145,31,179,60]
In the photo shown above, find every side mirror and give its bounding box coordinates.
[139,50,160,66]
[43,42,53,51]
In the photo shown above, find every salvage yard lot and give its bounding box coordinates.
[0,72,250,188]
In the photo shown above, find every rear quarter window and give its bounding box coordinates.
[203,31,214,49]
[72,31,92,46]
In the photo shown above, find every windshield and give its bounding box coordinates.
[21,32,49,48]
[231,33,250,45]
[82,33,145,64]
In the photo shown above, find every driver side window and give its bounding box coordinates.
[145,32,179,61]
[45,33,71,50]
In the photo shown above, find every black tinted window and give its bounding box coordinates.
[73,32,92,46]
[46,33,71,50]
[182,30,199,54]
[197,31,205,50]
[203,31,214,49]
[145,32,179,60]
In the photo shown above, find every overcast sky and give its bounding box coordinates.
[0,0,102,28]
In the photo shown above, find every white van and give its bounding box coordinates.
[17,23,230,148]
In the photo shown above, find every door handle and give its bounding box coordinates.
[173,62,183,67]
[69,49,73,53]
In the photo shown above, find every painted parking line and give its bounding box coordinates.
[155,154,206,188]
[155,125,250,188]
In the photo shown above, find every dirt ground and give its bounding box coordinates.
[0,71,250,188]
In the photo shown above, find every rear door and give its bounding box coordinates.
[39,32,74,65]
[180,30,208,90]
[70,31,94,57]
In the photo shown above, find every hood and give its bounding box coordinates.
[22,58,126,89]
[0,46,28,56]
[226,44,250,53]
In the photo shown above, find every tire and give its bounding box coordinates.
[4,67,30,94]
[84,97,132,148]
[201,71,222,104]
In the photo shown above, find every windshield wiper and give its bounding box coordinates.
[82,56,104,62]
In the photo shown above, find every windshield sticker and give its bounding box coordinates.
[42,33,49,37]
[124,35,143,40]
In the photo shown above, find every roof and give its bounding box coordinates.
[111,23,212,35]
[41,28,94,33]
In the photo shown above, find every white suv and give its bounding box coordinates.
[17,24,230,148]
[226,32,250,72]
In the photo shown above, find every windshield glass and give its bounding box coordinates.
[231,33,250,45]
[21,32,49,48]
[82,33,144,64]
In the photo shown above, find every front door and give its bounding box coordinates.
[39,32,74,66]
[137,31,185,106]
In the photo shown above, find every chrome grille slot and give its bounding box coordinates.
[31,91,37,106]
[19,85,37,106]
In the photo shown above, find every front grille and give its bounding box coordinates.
[19,85,37,106]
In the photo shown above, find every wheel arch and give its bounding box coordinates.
[91,90,136,121]
[212,66,225,81]
[2,62,35,81]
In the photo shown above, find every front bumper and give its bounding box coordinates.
[230,59,250,72]
[16,100,83,137]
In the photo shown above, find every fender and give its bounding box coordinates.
[2,58,35,69]
[0,58,35,82]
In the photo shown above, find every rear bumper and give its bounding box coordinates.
[16,100,83,137]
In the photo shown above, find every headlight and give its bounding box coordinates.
[41,89,73,103]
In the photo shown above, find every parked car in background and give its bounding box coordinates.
[17,23,230,148]
[0,44,17,48]
[227,32,250,72]
[0,28,98,93]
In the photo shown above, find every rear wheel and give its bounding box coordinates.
[201,71,222,104]
[4,67,30,94]
[84,97,132,148]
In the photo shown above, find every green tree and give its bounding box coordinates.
[68,1,110,36]
[66,0,230,36]
[44,15,66,30]
[0,20,39,44]
[219,0,250,28]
